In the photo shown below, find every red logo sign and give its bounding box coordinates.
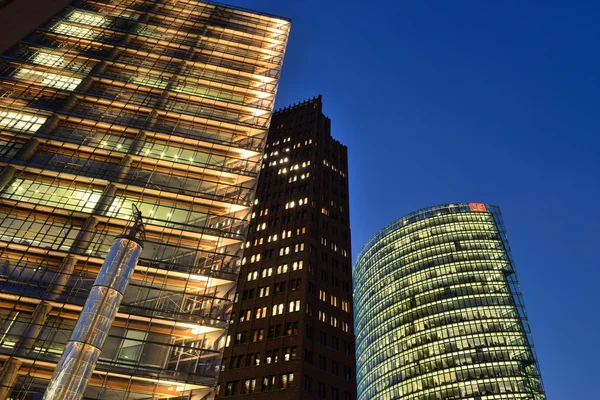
[469,203,487,212]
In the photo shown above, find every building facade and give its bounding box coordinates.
[0,0,289,398]
[354,203,546,400]
[0,0,73,54]
[216,96,356,399]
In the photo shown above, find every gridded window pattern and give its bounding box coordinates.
[353,203,546,400]
[0,0,289,399]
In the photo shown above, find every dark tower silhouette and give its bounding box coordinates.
[217,96,356,400]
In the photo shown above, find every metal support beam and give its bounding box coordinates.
[14,138,40,161]
[0,166,16,193]
[0,358,22,400]
[92,184,117,216]
[117,156,132,181]
[70,216,98,254]
[15,302,52,357]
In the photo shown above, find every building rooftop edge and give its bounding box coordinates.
[273,94,322,114]
[355,202,500,262]
[202,0,291,22]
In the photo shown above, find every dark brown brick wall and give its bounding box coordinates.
[0,0,72,54]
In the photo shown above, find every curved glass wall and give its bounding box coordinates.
[354,203,545,400]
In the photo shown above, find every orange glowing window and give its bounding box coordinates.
[469,203,487,212]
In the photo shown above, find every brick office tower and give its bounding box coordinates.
[217,96,356,399]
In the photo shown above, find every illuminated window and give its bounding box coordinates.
[14,68,81,90]
[131,74,169,90]
[67,10,109,27]
[277,264,288,274]
[272,303,284,316]
[3,179,100,214]
[330,316,338,328]
[30,52,68,68]
[261,267,273,278]
[318,311,327,322]
[284,346,296,361]
[255,306,267,319]
[0,112,46,133]
[342,300,350,312]
[319,290,327,302]
[262,376,275,391]
[242,379,256,394]
[51,22,98,39]
[280,373,294,389]
[247,271,258,281]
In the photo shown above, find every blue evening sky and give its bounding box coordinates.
[227,1,598,397]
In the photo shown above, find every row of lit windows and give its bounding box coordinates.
[315,310,350,332]
[56,8,285,62]
[244,244,305,265]
[288,172,311,182]
[368,361,541,400]
[357,305,518,366]
[277,160,310,175]
[224,346,296,372]
[227,301,300,328]
[1,178,244,235]
[355,259,508,323]
[323,158,347,178]
[358,292,516,356]
[358,270,509,333]
[361,321,528,381]
[317,290,351,313]
[365,343,534,389]
[244,227,307,248]
[357,213,497,263]
[0,103,257,172]
[265,137,311,153]
[370,375,540,400]
[359,328,534,399]
[30,46,278,120]
[364,275,510,329]
[220,372,294,396]
[285,197,308,209]
[244,260,303,281]
[354,240,507,308]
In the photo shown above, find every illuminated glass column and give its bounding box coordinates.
[0,0,290,398]
[354,203,546,400]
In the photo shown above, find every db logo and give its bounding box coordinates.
[469,203,487,212]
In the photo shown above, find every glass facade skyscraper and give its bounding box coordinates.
[0,1,289,398]
[354,203,545,400]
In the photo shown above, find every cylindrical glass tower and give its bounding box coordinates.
[354,203,545,400]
